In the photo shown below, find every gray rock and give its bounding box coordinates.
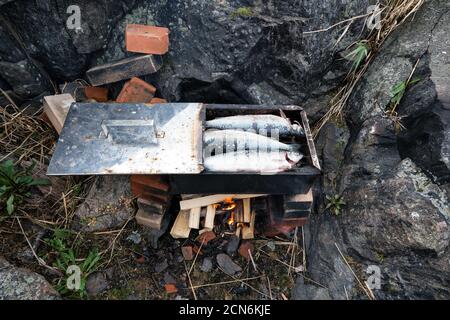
[0,1,15,7]
[0,256,60,300]
[86,272,109,296]
[292,278,331,300]
[216,253,242,276]
[126,231,142,245]
[226,236,240,256]
[346,0,450,185]
[154,259,168,273]
[163,272,177,285]
[200,257,213,273]
[73,176,134,232]
[0,59,48,98]
[0,0,369,111]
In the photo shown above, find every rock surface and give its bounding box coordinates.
[72,176,134,232]
[0,256,60,300]
[303,0,450,300]
[216,253,242,276]
[0,0,369,108]
[86,272,109,296]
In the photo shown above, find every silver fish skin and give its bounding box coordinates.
[205,115,304,137]
[203,129,298,153]
[204,151,303,173]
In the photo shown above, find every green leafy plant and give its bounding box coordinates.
[345,42,370,71]
[46,229,101,299]
[389,77,421,111]
[325,194,346,215]
[0,160,50,215]
[231,7,254,18]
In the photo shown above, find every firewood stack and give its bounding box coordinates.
[130,175,172,230]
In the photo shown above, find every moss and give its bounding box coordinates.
[231,7,254,18]
[107,286,132,300]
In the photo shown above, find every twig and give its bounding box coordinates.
[16,217,61,275]
[188,237,205,276]
[267,276,273,300]
[334,243,375,300]
[217,267,270,299]
[303,11,378,34]
[288,227,298,276]
[184,261,197,300]
[0,88,18,108]
[103,218,132,265]
[188,276,263,289]
[301,226,307,272]
[248,249,258,272]
[258,248,326,288]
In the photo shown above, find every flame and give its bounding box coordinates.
[222,197,236,211]
[228,211,235,225]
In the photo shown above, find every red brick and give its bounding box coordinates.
[136,256,146,264]
[192,245,203,256]
[149,97,168,104]
[262,218,308,237]
[181,246,194,261]
[238,241,254,261]
[164,283,178,294]
[84,86,108,102]
[131,184,171,203]
[131,175,170,192]
[116,77,156,103]
[197,231,216,245]
[126,24,169,55]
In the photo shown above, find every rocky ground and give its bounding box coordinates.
[0,0,449,300]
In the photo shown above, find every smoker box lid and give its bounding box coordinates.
[47,102,204,175]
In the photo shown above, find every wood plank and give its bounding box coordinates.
[285,189,313,204]
[243,198,251,223]
[204,205,216,229]
[235,225,242,238]
[180,194,267,210]
[188,207,201,229]
[181,194,209,200]
[242,210,256,240]
[170,210,191,239]
[43,94,75,134]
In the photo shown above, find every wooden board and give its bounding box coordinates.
[180,194,267,210]
[285,189,313,204]
[170,210,191,239]
[43,94,75,134]
[204,205,216,229]
[242,210,256,240]
[188,207,201,229]
[243,198,251,223]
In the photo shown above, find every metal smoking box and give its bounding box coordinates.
[47,103,321,194]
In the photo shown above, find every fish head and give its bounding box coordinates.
[286,151,303,165]
[292,123,305,137]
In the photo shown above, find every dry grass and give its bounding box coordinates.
[0,101,57,164]
[313,0,426,136]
